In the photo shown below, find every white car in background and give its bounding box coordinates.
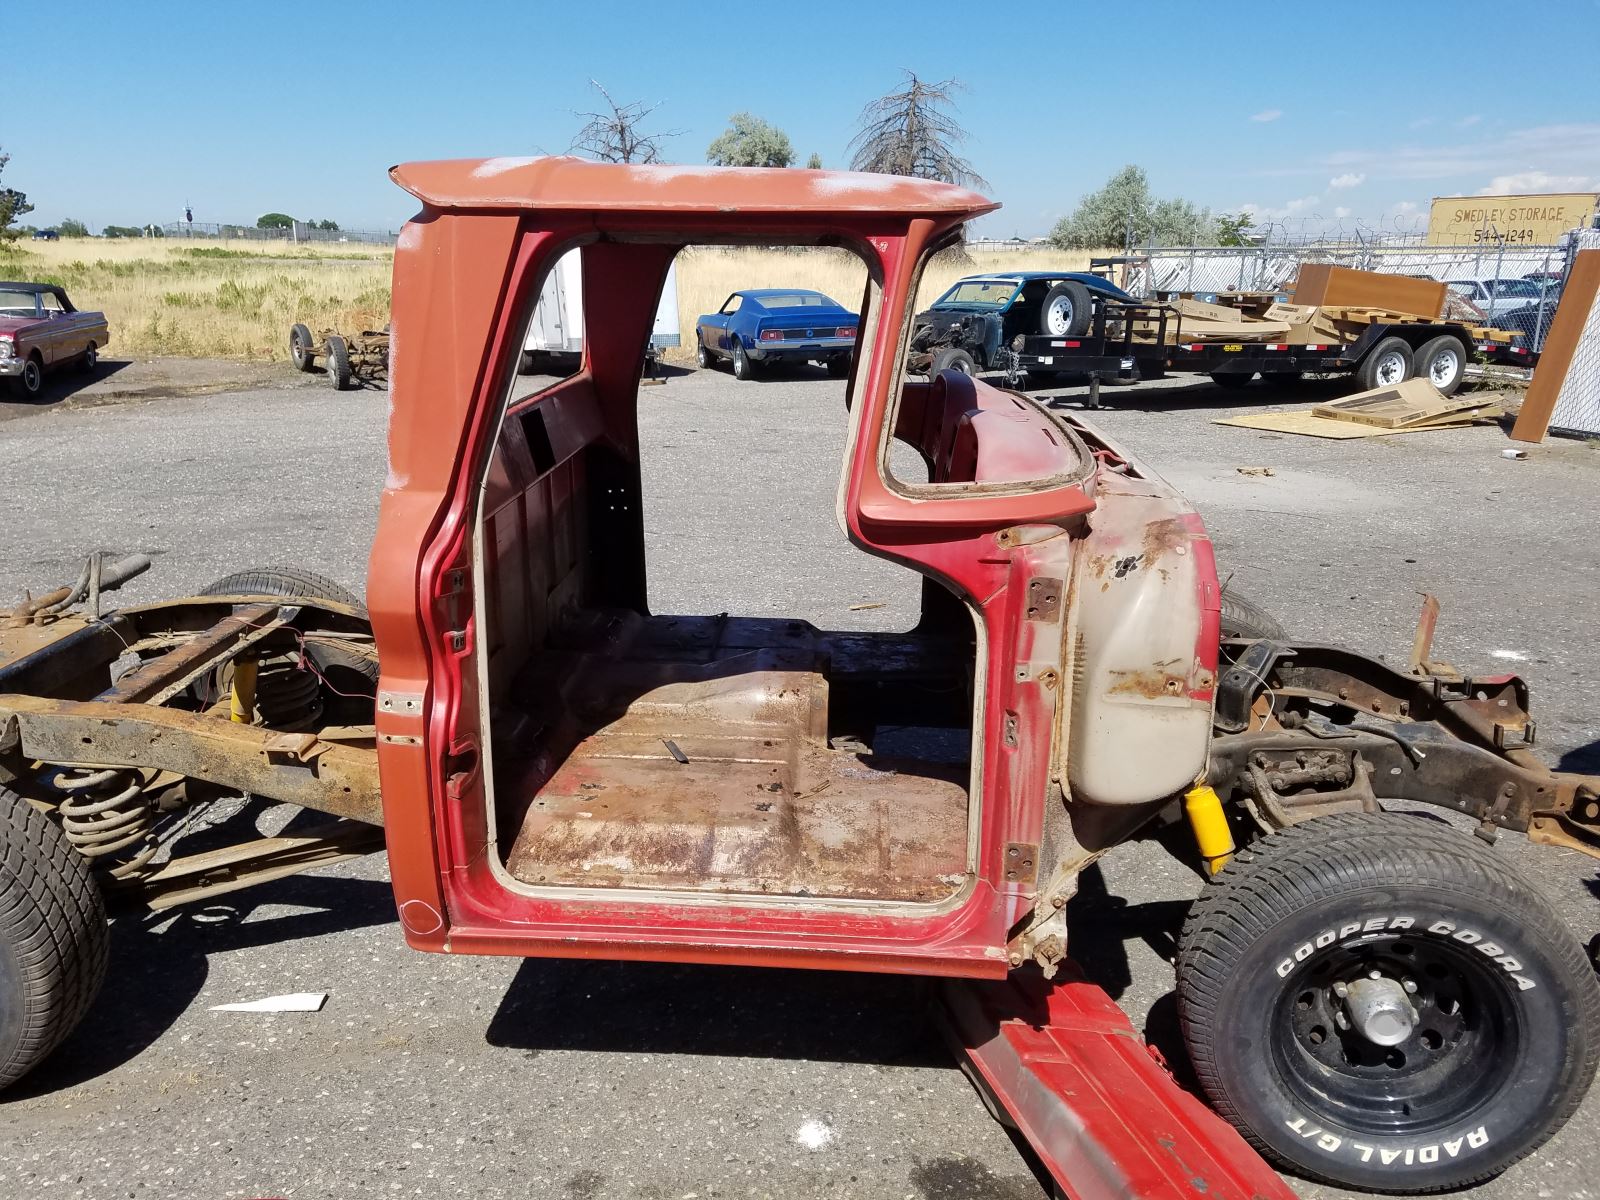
[1445,277,1548,322]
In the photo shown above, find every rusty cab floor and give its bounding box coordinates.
[494,610,973,903]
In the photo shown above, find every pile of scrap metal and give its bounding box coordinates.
[289,322,389,390]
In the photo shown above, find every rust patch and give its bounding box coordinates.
[1140,516,1192,569]
[1106,666,1190,700]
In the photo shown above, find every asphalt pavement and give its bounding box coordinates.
[1,361,1597,1200]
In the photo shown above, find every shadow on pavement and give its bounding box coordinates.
[6,867,394,1100]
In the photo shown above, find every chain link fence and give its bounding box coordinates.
[158,220,399,246]
[1547,230,1600,437]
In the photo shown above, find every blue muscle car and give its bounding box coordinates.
[695,289,858,381]
[910,272,1133,377]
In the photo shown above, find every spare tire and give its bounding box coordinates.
[1040,281,1093,337]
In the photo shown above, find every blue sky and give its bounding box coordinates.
[7,0,1599,238]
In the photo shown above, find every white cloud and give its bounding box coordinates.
[1250,109,1283,123]
[1457,114,1483,128]
[1328,172,1366,190]
[1258,123,1600,185]
[1334,206,1352,219]
[1239,194,1322,220]
[1408,117,1436,131]
[1477,170,1594,195]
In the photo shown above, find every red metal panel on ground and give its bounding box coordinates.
[941,968,1296,1200]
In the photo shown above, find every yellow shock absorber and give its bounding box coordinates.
[230,657,260,723]
[1184,784,1236,875]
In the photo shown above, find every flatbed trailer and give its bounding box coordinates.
[1009,296,1530,396]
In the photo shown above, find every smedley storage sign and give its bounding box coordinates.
[1427,193,1600,245]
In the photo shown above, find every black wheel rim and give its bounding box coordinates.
[1272,931,1520,1136]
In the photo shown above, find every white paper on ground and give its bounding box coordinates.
[209,992,328,1013]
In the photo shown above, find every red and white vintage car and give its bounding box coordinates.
[0,282,110,398]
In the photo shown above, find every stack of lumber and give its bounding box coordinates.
[1213,378,1507,440]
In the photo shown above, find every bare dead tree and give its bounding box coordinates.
[847,72,988,188]
[568,80,681,164]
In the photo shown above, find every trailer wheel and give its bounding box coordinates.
[1177,811,1600,1193]
[1413,335,1467,396]
[1210,371,1255,390]
[0,787,109,1092]
[1040,282,1093,337]
[1356,336,1414,391]
[1219,585,1286,640]
[930,347,976,378]
[289,323,316,372]
[325,335,353,390]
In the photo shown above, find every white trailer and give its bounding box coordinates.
[520,249,679,373]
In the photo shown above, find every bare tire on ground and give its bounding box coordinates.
[929,347,976,378]
[0,787,110,1092]
[1210,371,1255,390]
[325,335,353,390]
[1040,281,1093,337]
[1176,811,1600,1193]
[1413,335,1468,397]
[290,323,316,372]
[1218,586,1286,640]
[1356,335,1414,391]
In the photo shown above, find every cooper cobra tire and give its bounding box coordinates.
[1177,811,1600,1193]
[1218,585,1287,640]
[0,787,109,1092]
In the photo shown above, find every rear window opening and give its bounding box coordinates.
[471,239,979,905]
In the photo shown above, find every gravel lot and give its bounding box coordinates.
[1,362,1597,1200]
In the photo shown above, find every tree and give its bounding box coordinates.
[806,153,823,170]
[102,225,145,239]
[315,219,339,232]
[706,113,794,168]
[0,147,34,242]
[1215,212,1254,247]
[1049,165,1214,250]
[569,79,679,164]
[847,72,987,188]
[58,217,90,238]
[257,212,294,230]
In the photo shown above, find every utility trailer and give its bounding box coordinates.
[1013,294,1522,399]
[5,159,1600,1198]
[288,322,389,390]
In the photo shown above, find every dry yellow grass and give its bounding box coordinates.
[0,237,392,361]
[0,238,1105,363]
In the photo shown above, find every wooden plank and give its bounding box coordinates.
[1512,248,1600,443]
[1215,404,1501,440]
[1311,377,1489,428]
[1291,264,1447,320]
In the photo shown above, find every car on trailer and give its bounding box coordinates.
[908,271,1134,379]
[3,159,1599,1198]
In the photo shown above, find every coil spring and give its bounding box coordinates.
[55,766,157,879]
[253,655,324,731]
